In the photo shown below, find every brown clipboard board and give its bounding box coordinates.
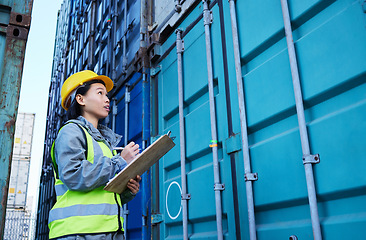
[104,134,175,194]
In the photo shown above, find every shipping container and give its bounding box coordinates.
[3,209,34,240]
[149,0,366,239]
[0,0,34,238]
[11,113,35,157]
[7,159,31,209]
[7,113,35,209]
[38,0,366,239]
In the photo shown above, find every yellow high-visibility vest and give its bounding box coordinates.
[48,123,123,239]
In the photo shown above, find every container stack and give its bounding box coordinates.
[4,113,35,239]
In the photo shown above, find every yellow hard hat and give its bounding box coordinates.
[61,70,114,110]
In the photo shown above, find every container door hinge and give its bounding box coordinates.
[203,7,213,26]
[125,91,131,103]
[362,1,366,13]
[214,183,225,191]
[150,65,161,77]
[112,103,118,115]
[151,213,164,225]
[176,29,184,53]
[245,173,258,182]
[181,193,191,200]
[177,39,184,53]
[302,154,320,165]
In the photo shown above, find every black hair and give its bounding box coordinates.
[65,79,106,120]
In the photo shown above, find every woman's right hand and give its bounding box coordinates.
[120,141,140,164]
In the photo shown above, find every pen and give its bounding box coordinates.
[113,147,142,151]
[113,147,124,151]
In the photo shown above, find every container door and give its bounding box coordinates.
[230,0,366,239]
[110,72,144,240]
[151,3,240,239]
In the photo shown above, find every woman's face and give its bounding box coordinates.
[79,83,110,120]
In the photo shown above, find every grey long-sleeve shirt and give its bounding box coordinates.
[54,116,135,203]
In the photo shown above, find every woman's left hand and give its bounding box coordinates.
[127,175,141,194]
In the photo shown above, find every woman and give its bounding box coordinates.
[48,70,141,240]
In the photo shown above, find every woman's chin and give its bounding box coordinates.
[96,113,109,120]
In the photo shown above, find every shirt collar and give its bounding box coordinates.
[66,116,122,148]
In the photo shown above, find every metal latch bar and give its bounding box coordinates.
[181,193,191,200]
[214,183,225,191]
[245,173,258,182]
[302,154,320,164]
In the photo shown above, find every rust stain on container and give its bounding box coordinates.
[4,119,15,135]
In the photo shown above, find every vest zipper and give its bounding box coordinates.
[114,193,123,232]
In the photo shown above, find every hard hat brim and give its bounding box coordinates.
[86,75,114,92]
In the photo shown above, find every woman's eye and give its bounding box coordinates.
[98,91,102,95]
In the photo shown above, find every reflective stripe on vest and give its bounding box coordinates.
[48,123,123,239]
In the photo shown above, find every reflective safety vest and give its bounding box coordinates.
[48,123,123,239]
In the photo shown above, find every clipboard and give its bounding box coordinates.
[104,134,175,194]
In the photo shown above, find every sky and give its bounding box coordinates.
[17,0,63,211]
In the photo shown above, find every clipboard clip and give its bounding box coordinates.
[167,131,176,141]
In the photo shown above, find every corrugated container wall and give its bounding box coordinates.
[37,0,366,239]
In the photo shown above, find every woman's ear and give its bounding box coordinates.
[75,94,85,106]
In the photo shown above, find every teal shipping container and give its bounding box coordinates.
[150,0,366,239]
